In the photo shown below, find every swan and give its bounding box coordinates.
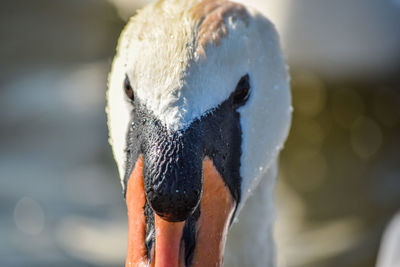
[106,0,292,266]
[376,212,400,267]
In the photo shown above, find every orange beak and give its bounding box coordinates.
[125,155,235,267]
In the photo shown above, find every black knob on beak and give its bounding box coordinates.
[143,127,203,222]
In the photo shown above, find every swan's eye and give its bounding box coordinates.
[232,74,250,107]
[124,75,134,101]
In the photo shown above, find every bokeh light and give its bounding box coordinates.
[14,197,45,236]
[279,71,400,267]
[350,116,383,159]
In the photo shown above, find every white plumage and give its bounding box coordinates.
[376,213,400,267]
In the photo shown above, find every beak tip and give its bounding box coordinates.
[150,200,200,223]
[146,186,201,222]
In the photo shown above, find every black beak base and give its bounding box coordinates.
[142,121,203,222]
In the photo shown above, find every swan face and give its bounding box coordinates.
[107,0,291,265]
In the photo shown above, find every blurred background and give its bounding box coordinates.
[0,0,399,266]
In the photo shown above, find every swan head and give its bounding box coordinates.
[107,0,291,265]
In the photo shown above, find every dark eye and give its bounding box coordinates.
[232,74,250,107]
[124,75,134,101]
